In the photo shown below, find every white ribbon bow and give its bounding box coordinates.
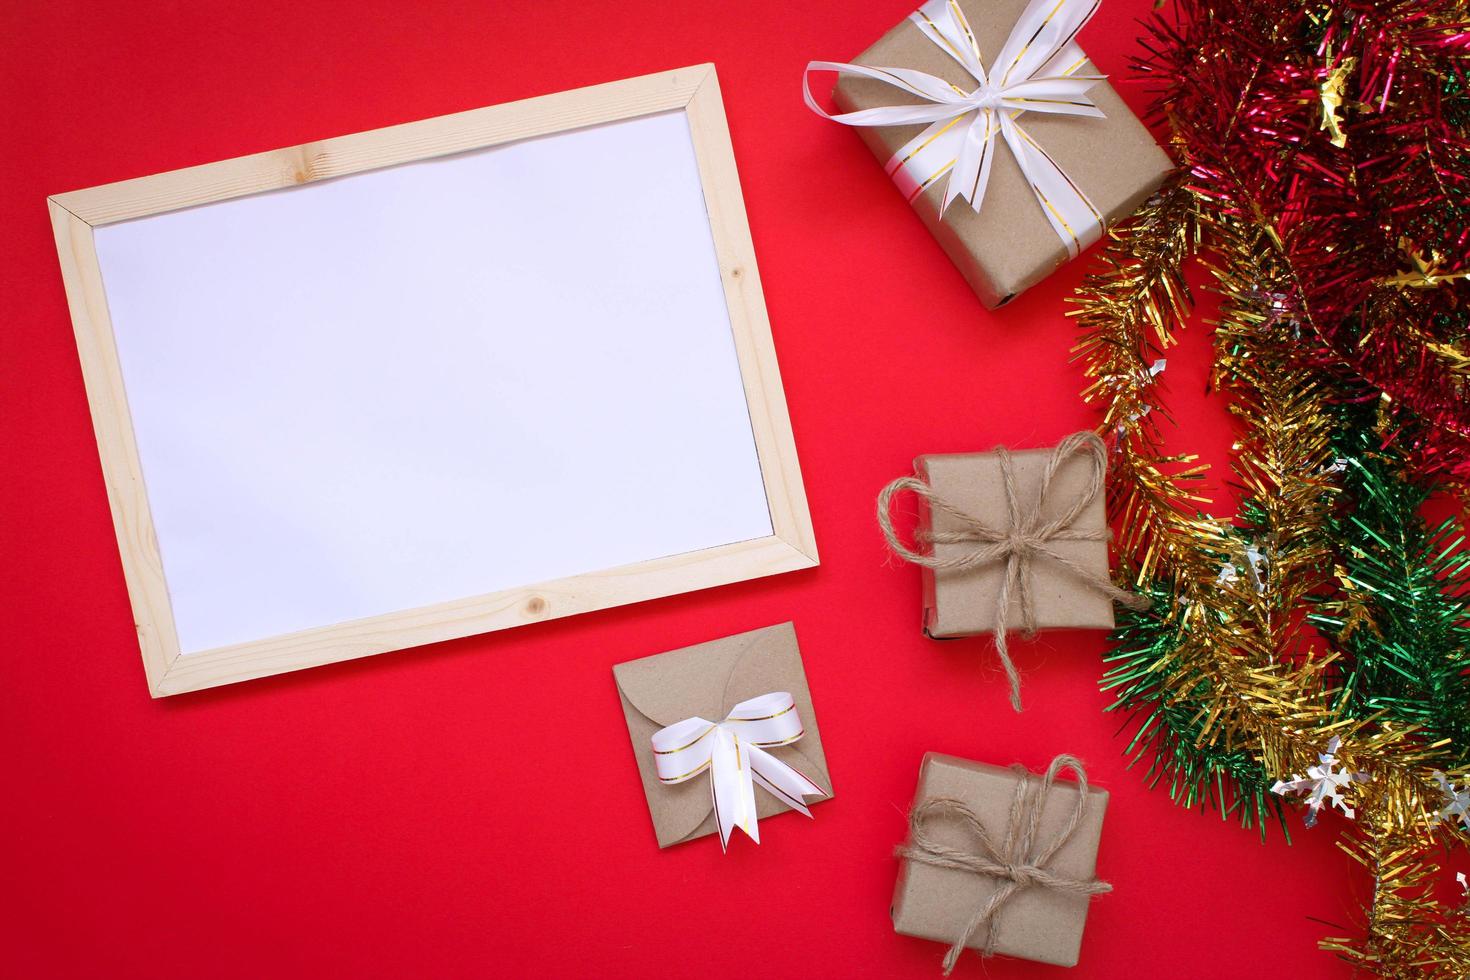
[651,691,825,850]
[805,0,1107,257]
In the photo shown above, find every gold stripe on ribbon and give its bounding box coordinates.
[1010,98,1094,108]
[725,702,797,724]
[948,0,982,62]
[907,159,957,204]
[652,724,716,755]
[1014,124,1104,226]
[748,729,806,749]
[916,9,969,65]
[1032,180,1081,252]
[891,115,970,173]
[659,759,712,783]
[1000,0,1067,86]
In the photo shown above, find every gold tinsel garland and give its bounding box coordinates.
[1070,179,1470,974]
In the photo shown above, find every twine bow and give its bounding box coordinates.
[896,754,1112,974]
[877,431,1147,711]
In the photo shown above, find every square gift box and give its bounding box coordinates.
[892,752,1110,967]
[913,446,1114,639]
[613,622,834,848]
[824,0,1174,307]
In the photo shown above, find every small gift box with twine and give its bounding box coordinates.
[893,752,1111,972]
[877,431,1147,711]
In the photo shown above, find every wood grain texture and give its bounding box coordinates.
[686,69,819,564]
[47,199,182,692]
[51,65,709,226]
[46,64,818,697]
[157,537,814,696]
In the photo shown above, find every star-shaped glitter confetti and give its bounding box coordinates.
[1319,56,1356,149]
[1271,736,1370,828]
[1432,772,1470,831]
[1381,238,1470,290]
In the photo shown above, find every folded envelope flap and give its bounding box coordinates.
[614,623,799,728]
[615,682,717,848]
[721,624,831,804]
[613,622,832,848]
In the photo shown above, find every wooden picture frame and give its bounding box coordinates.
[48,64,817,697]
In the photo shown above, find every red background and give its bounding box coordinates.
[2,1,1390,976]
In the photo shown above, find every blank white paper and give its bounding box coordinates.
[92,110,774,655]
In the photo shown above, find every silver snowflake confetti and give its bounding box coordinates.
[1270,736,1370,828]
[1216,544,1268,594]
[1242,544,1268,593]
[1431,772,1470,831]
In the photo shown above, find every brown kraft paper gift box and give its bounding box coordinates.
[828,0,1173,308]
[915,446,1113,638]
[613,622,833,848]
[892,753,1109,967]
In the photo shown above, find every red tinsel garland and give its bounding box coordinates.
[1143,0,1470,483]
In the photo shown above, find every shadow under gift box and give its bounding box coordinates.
[893,753,1109,968]
[828,0,1173,308]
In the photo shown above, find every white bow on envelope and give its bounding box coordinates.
[805,0,1108,257]
[651,691,825,851]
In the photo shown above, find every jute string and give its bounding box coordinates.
[896,755,1112,975]
[876,431,1148,711]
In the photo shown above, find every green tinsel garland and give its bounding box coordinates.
[1101,403,1470,836]
[1310,413,1470,757]
[1101,589,1290,839]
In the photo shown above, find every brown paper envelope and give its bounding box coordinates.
[830,0,1174,307]
[613,622,834,848]
[916,447,1113,636]
[892,753,1109,967]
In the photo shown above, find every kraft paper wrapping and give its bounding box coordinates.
[830,0,1174,308]
[892,752,1109,967]
[613,622,834,848]
[914,446,1114,638]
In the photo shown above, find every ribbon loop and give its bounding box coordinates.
[877,432,1149,711]
[651,692,825,851]
[804,0,1108,256]
[896,755,1112,975]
